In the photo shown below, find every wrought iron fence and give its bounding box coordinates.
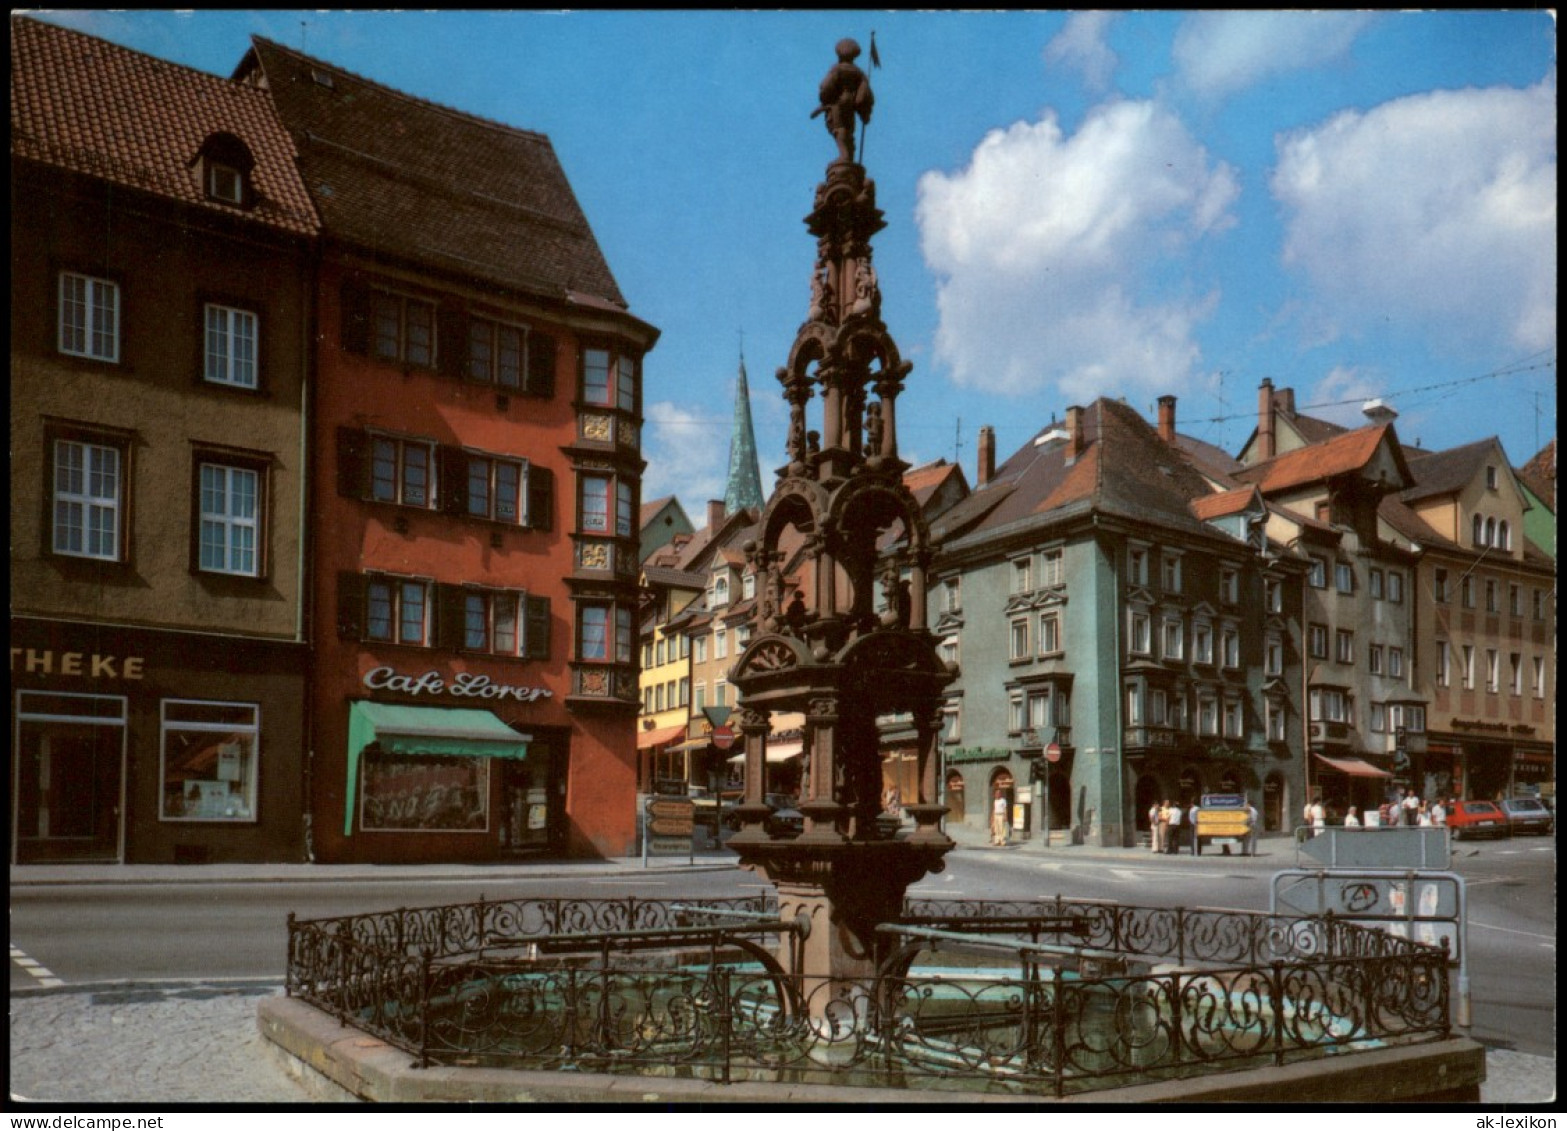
[285,894,1451,1098]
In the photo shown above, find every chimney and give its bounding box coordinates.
[1361,398,1398,426]
[1065,405,1084,463]
[1258,379,1276,460]
[706,499,726,532]
[1157,395,1177,443]
[1278,387,1295,416]
[977,426,995,487]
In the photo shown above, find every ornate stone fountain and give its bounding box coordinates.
[725,37,955,987]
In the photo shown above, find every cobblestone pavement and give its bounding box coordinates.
[9,985,328,1105]
[7,984,1554,1106]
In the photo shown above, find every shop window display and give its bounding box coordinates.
[160,699,258,821]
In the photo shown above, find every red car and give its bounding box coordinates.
[1446,800,1508,840]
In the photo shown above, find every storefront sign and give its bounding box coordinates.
[1451,718,1535,736]
[362,666,552,703]
[9,648,145,679]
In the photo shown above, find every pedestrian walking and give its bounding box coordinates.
[1188,801,1200,856]
[1309,798,1326,835]
[1156,800,1171,854]
[1244,801,1258,856]
[1344,806,1361,828]
[990,790,1009,846]
[1431,799,1446,827]
[1148,803,1161,852]
[1166,799,1184,854]
[1401,789,1419,826]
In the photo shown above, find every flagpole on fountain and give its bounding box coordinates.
[858,30,880,166]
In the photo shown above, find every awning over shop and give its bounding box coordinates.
[728,740,804,765]
[636,723,689,750]
[1314,753,1392,778]
[345,702,530,835]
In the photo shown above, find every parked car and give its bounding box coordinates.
[721,793,801,836]
[1446,800,1508,840]
[1499,797,1554,836]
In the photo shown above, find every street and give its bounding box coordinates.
[9,839,1555,1060]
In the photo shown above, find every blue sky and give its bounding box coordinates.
[34,10,1557,509]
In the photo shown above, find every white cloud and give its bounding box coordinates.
[642,402,726,509]
[1044,12,1119,93]
[1272,75,1557,356]
[1173,12,1373,98]
[916,99,1238,403]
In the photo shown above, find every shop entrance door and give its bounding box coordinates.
[499,744,556,853]
[14,693,126,863]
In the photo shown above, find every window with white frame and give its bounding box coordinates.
[1509,584,1522,618]
[1162,554,1182,593]
[694,635,708,663]
[643,687,654,714]
[1368,644,1383,675]
[1509,653,1522,696]
[1461,577,1475,608]
[1389,704,1425,733]
[1029,690,1057,732]
[1221,626,1240,669]
[1010,618,1030,660]
[1129,611,1151,655]
[1309,688,1349,723]
[461,590,542,657]
[940,634,959,667]
[1533,589,1545,620]
[198,462,260,576]
[1013,557,1033,594]
[1038,612,1061,655]
[694,682,706,711]
[1308,623,1328,659]
[1265,633,1283,677]
[654,684,665,712]
[1308,557,1327,588]
[52,437,124,561]
[1533,656,1546,698]
[713,680,727,707]
[367,576,431,645]
[1436,641,1451,687]
[1223,700,1243,739]
[204,304,258,388]
[715,626,728,660]
[1485,648,1499,693]
[1193,622,1213,664]
[1369,569,1384,599]
[580,474,633,538]
[1389,647,1404,679]
[1150,688,1167,726]
[466,455,525,524]
[1334,561,1354,594]
[1162,617,1184,661]
[466,316,529,389]
[1461,645,1475,689]
[1009,693,1026,733]
[1369,702,1386,733]
[1197,697,1218,736]
[371,435,435,508]
[1221,567,1239,605]
[1266,698,1287,742]
[159,699,258,822]
[736,624,751,651]
[1042,549,1064,587]
[578,603,633,663]
[59,272,120,362]
[942,577,961,612]
[711,575,730,606]
[1128,547,1149,586]
[1126,683,1144,726]
[942,701,961,743]
[1335,629,1354,664]
[582,346,637,413]
[742,573,756,600]
[1485,580,1499,613]
[678,678,689,707]
[1265,578,1283,613]
[1388,571,1403,604]
[1434,569,1449,603]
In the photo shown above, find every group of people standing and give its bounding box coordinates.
[1148,799,1196,854]
[1305,789,1449,830]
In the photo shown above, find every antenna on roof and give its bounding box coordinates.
[953,416,963,465]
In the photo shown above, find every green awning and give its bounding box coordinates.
[345,701,530,835]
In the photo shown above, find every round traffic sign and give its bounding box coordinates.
[710,724,737,751]
[1044,742,1062,763]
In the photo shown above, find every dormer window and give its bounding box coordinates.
[207,161,243,204]
[193,132,256,209]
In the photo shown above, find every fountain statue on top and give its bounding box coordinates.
[727,39,955,991]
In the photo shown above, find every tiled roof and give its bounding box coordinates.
[242,37,626,308]
[641,565,706,591]
[1517,438,1555,511]
[1232,424,1402,495]
[1175,433,1244,481]
[935,399,1225,547]
[1190,486,1260,522]
[640,496,676,527]
[903,459,962,506]
[11,16,317,236]
[1401,438,1497,504]
[1378,496,1454,551]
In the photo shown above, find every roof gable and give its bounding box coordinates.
[1234,424,1410,495]
[11,17,317,236]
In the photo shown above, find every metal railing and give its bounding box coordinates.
[284,894,1452,1098]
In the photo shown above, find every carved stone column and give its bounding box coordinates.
[905,703,951,845]
[798,695,846,842]
[727,707,774,844]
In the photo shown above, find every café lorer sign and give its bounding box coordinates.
[363,665,552,704]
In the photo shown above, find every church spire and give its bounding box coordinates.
[724,353,765,514]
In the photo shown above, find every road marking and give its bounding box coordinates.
[1468,920,1556,943]
[9,945,64,989]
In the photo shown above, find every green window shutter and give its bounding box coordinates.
[336,572,366,639]
[526,465,553,531]
[524,594,551,659]
[526,331,556,398]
